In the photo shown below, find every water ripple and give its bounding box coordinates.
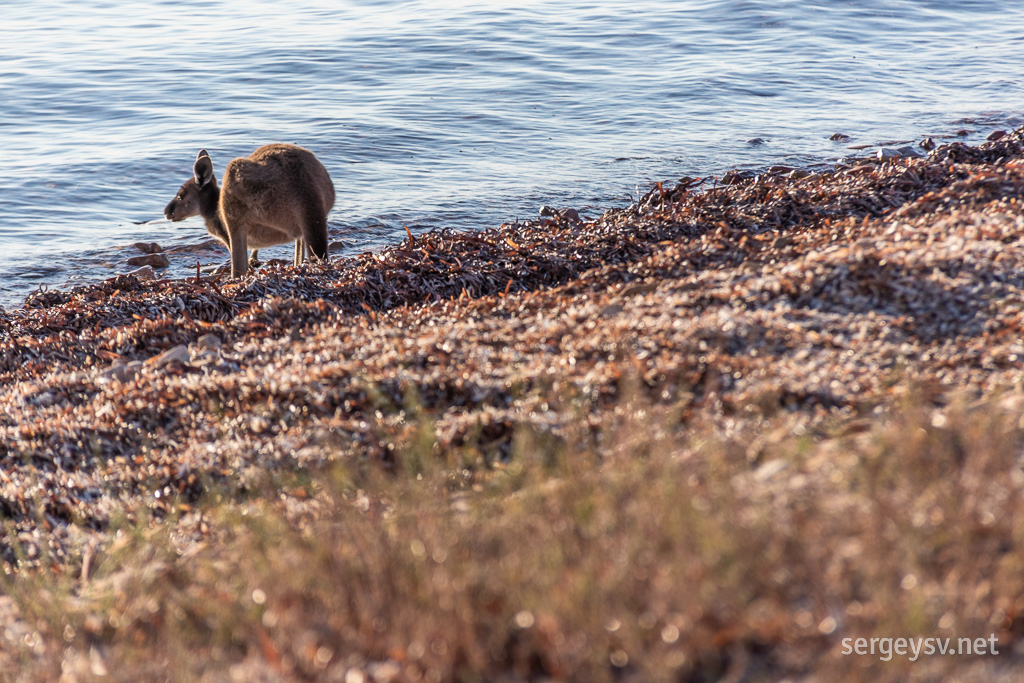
[0,0,1022,306]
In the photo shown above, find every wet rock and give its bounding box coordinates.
[920,138,937,151]
[746,138,765,145]
[721,170,755,185]
[829,133,850,141]
[538,205,558,217]
[987,130,1007,141]
[132,242,163,254]
[125,265,156,281]
[126,253,170,268]
[560,208,581,224]
[875,147,920,161]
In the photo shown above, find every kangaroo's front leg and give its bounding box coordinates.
[294,238,306,267]
[229,229,249,278]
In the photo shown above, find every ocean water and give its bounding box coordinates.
[1,0,1021,307]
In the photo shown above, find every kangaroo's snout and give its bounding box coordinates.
[163,177,202,222]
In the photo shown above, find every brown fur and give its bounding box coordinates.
[164,144,335,277]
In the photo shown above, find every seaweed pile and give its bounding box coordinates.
[1,130,1024,567]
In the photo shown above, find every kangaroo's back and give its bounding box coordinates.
[222,144,335,223]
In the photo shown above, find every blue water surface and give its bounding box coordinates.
[0,0,1021,306]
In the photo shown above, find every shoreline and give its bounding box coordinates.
[3,130,1024,679]
[0,124,1004,314]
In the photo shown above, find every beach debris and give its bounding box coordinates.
[1,127,1024,570]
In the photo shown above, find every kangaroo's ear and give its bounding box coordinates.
[193,152,214,187]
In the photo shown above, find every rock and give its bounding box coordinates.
[188,350,220,367]
[767,165,795,174]
[920,138,937,151]
[328,240,346,252]
[746,138,765,145]
[538,205,557,217]
[987,130,1007,141]
[97,361,142,384]
[196,334,222,351]
[829,133,850,141]
[365,660,402,682]
[786,169,811,180]
[149,345,189,367]
[875,146,922,161]
[126,253,170,268]
[771,234,795,249]
[721,170,754,185]
[126,265,156,280]
[560,208,581,223]
[620,282,658,297]
[842,164,875,176]
[132,242,163,254]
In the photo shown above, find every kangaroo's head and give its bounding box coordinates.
[164,149,219,222]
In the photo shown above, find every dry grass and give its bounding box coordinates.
[4,381,1024,682]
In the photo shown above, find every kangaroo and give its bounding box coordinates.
[164,144,335,278]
